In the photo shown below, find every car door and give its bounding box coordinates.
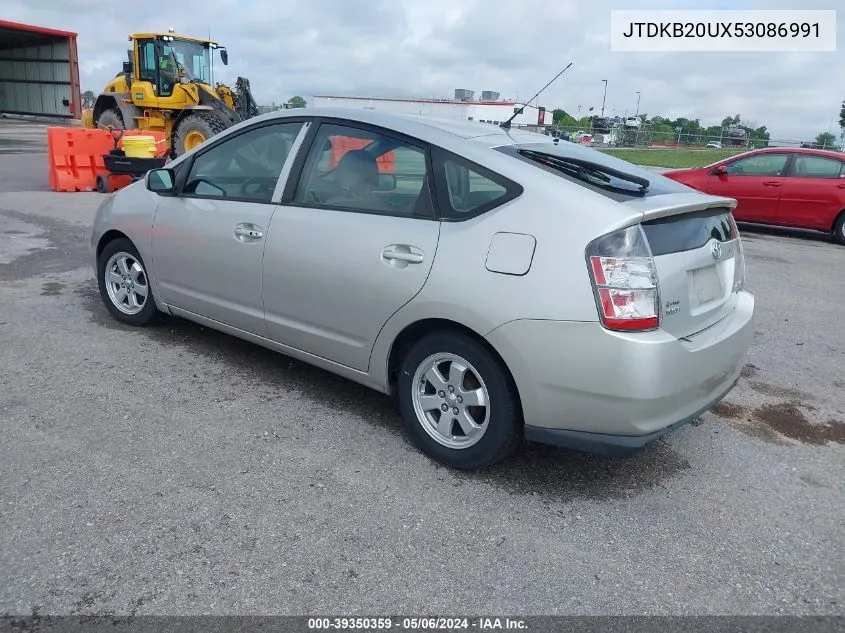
[151,119,307,334]
[705,152,792,223]
[777,153,845,230]
[262,120,440,371]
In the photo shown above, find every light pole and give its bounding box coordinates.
[601,80,608,117]
[635,91,641,119]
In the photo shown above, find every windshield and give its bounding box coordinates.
[161,38,211,83]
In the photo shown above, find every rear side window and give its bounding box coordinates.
[432,150,522,219]
[641,208,736,256]
[791,154,844,178]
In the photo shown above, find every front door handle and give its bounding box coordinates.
[234,223,264,242]
[382,245,424,265]
[762,181,782,187]
[837,183,845,189]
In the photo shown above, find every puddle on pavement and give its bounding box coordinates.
[41,281,64,296]
[0,214,53,265]
[0,211,89,280]
[747,380,813,402]
[0,138,42,154]
[711,399,844,446]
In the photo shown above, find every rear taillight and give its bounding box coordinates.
[728,213,746,292]
[586,225,660,332]
[727,213,739,239]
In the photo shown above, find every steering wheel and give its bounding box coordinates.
[238,176,272,198]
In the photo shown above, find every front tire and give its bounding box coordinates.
[97,238,159,326]
[396,331,522,469]
[173,113,228,156]
[97,108,124,131]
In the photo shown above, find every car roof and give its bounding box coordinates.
[743,146,845,159]
[258,106,548,149]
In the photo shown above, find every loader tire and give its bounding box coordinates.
[97,108,124,131]
[173,113,228,156]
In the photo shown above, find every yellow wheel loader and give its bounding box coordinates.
[89,30,259,157]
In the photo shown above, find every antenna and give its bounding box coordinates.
[500,62,573,130]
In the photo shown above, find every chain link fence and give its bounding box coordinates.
[547,124,844,152]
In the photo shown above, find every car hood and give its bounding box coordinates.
[661,168,695,178]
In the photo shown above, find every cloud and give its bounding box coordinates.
[3,0,843,141]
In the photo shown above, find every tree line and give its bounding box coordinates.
[552,106,845,149]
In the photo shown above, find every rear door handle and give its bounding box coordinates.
[837,183,845,189]
[762,181,782,187]
[233,223,264,241]
[382,245,424,264]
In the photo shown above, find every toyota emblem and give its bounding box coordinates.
[711,240,722,260]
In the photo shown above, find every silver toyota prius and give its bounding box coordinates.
[89,107,755,469]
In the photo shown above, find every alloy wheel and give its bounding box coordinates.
[411,353,491,450]
[103,251,149,315]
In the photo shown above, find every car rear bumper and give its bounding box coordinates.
[522,374,739,457]
[484,290,755,453]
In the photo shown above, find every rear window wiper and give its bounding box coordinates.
[518,150,650,196]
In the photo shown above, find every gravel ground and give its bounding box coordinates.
[0,126,843,616]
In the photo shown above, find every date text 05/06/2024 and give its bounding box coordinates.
[307,617,528,630]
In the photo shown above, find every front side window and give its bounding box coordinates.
[294,123,432,217]
[182,121,304,202]
[791,154,844,178]
[724,153,789,176]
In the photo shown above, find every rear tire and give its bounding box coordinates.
[834,213,845,246]
[173,113,228,156]
[97,108,124,131]
[396,330,522,470]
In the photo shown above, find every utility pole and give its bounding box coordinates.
[635,91,641,118]
[601,80,608,117]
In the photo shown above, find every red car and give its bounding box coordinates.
[663,147,845,245]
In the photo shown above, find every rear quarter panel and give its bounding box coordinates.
[368,152,646,387]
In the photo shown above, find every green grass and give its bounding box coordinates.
[598,148,746,169]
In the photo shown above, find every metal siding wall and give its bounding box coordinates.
[311,97,471,120]
[469,103,541,126]
[310,97,547,127]
[0,39,73,117]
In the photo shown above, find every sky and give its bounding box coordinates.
[5,0,844,142]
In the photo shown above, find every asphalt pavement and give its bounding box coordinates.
[0,122,843,617]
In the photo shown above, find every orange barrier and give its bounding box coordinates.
[329,135,395,173]
[47,128,167,192]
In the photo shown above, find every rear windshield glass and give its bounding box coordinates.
[495,142,692,201]
[641,208,735,256]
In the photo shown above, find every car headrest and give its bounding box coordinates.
[334,149,379,191]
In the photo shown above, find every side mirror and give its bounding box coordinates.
[377,173,396,191]
[220,49,229,65]
[122,61,133,75]
[147,168,175,193]
[711,165,728,176]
